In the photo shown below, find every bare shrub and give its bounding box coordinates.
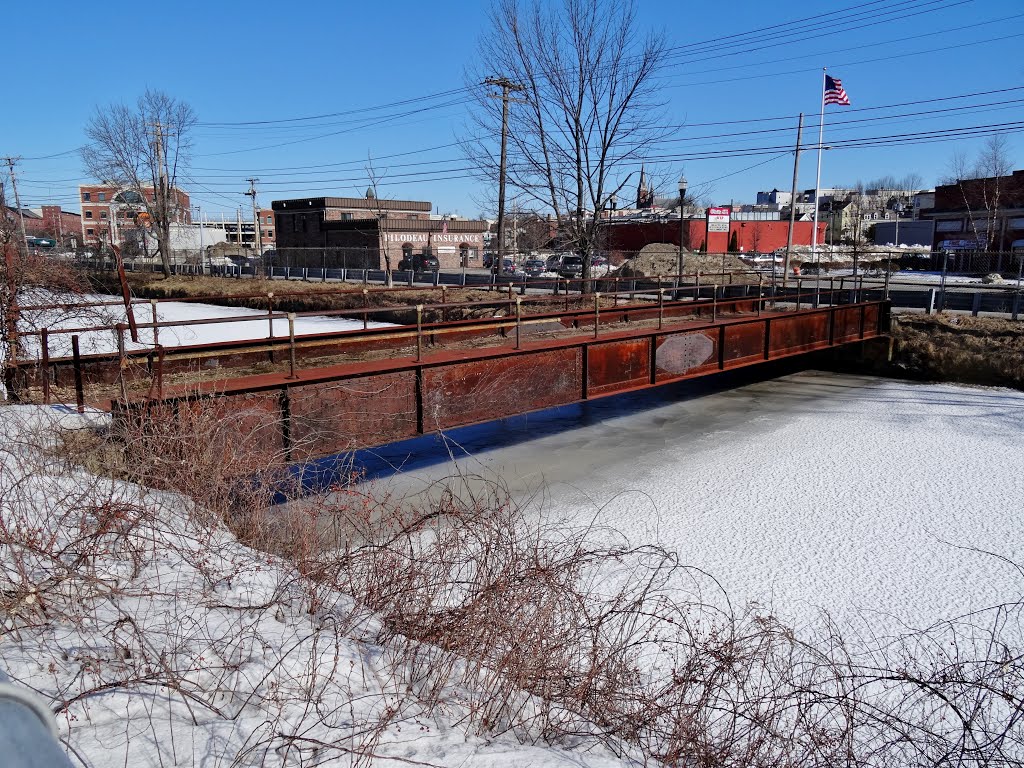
[5,400,1023,767]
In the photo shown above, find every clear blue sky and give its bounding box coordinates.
[4,0,1023,218]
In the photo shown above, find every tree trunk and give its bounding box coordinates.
[157,223,172,278]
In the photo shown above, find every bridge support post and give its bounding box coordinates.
[40,328,50,404]
[593,293,601,338]
[971,292,982,317]
[926,288,936,315]
[267,293,275,363]
[1012,291,1020,321]
[515,298,522,349]
[416,305,424,361]
[287,313,297,379]
[150,300,159,347]
[72,335,84,415]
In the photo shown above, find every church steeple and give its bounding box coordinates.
[636,164,653,209]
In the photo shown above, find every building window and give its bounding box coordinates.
[86,228,94,236]
[100,212,108,219]
[85,211,93,219]
[265,216,272,224]
[82,192,91,202]
[98,193,106,201]
[267,230,273,238]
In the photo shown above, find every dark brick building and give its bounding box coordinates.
[926,169,1024,251]
[272,194,488,269]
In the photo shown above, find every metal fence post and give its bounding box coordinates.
[515,297,522,349]
[658,288,665,329]
[71,334,84,414]
[938,252,949,313]
[40,328,50,404]
[416,304,424,361]
[150,299,159,347]
[362,289,369,330]
[287,312,297,379]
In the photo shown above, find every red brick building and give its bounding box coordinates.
[272,194,488,268]
[5,205,82,247]
[602,217,826,259]
[79,184,191,246]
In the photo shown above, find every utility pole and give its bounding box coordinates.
[4,157,29,253]
[485,76,525,277]
[148,120,171,272]
[783,113,804,288]
[245,178,263,257]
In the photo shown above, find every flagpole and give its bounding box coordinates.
[811,67,827,263]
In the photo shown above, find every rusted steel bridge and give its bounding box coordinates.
[15,284,889,459]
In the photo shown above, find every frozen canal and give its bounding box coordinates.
[366,371,1024,635]
[16,293,392,359]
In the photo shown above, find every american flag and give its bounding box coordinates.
[824,75,851,106]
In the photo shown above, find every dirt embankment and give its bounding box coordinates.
[889,314,1024,390]
[86,273,517,323]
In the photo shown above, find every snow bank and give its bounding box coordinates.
[0,405,628,768]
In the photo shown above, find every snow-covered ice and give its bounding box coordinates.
[375,371,1024,636]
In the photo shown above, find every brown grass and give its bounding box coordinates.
[892,313,1024,389]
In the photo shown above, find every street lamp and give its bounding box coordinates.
[677,175,688,283]
[893,201,905,248]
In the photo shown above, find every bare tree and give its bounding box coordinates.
[364,158,395,287]
[466,0,666,285]
[975,134,1013,250]
[81,89,196,277]
[899,172,924,194]
[944,136,1014,251]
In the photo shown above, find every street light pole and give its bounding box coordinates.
[193,205,203,274]
[677,175,688,285]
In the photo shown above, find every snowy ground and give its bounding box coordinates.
[17,294,392,359]
[372,371,1024,637]
[0,405,631,768]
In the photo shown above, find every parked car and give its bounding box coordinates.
[558,255,584,278]
[397,253,440,271]
[545,254,563,271]
[521,258,547,277]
